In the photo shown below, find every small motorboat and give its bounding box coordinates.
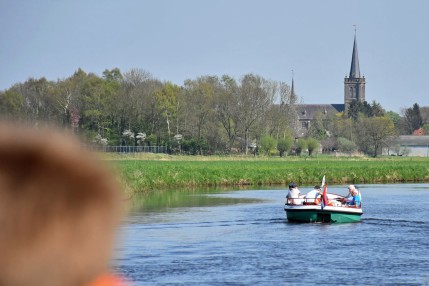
[284,177,363,223]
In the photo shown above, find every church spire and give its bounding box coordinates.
[344,27,366,110]
[291,69,295,98]
[349,32,360,78]
[290,69,298,103]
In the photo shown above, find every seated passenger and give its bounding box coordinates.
[286,182,304,205]
[342,185,361,207]
[305,185,321,204]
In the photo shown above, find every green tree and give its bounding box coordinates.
[371,100,385,117]
[262,81,298,141]
[386,111,400,125]
[420,106,429,125]
[14,77,56,124]
[236,74,274,154]
[295,138,307,156]
[422,123,429,135]
[348,100,375,120]
[277,135,293,157]
[332,116,354,141]
[215,75,239,152]
[259,135,276,156]
[0,89,24,119]
[154,82,181,141]
[355,116,396,157]
[51,73,89,130]
[117,69,162,145]
[386,110,406,135]
[183,76,218,154]
[306,138,319,156]
[337,137,358,155]
[102,68,123,82]
[403,103,423,134]
[80,73,118,141]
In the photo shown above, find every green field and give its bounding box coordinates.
[103,154,429,193]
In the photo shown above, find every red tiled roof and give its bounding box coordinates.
[412,128,425,136]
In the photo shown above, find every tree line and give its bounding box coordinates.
[1,67,428,157]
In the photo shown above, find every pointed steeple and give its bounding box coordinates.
[290,69,297,103]
[349,34,361,78]
[344,29,366,111]
[291,74,295,97]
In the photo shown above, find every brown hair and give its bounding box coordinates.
[0,123,123,286]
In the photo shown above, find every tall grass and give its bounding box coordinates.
[105,154,429,193]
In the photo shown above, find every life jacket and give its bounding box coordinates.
[314,198,334,206]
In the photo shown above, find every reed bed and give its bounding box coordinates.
[105,154,429,193]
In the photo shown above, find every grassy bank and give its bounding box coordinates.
[101,154,429,193]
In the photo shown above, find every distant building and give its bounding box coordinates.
[382,136,429,157]
[295,104,344,138]
[295,34,366,137]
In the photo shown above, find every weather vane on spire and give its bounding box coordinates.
[353,24,357,35]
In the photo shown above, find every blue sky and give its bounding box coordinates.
[1,0,428,113]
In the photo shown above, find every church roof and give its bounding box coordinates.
[296,104,345,120]
[349,35,361,78]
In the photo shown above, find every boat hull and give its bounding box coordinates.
[284,205,362,223]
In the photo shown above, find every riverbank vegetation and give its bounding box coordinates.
[106,154,429,193]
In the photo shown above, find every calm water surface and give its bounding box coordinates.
[114,184,429,285]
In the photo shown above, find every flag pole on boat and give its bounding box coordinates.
[321,175,328,209]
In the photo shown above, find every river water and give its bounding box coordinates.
[114,184,429,285]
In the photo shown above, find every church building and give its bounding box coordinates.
[295,34,366,137]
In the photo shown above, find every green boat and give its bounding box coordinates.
[284,193,363,223]
[284,176,363,223]
[284,204,362,223]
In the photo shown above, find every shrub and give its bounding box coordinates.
[295,138,308,156]
[307,138,319,156]
[277,136,293,157]
[337,137,358,155]
[259,135,277,156]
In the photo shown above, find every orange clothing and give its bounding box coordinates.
[314,198,335,206]
[87,273,128,286]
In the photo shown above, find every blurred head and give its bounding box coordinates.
[348,185,356,194]
[0,123,123,286]
[289,182,297,189]
[314,185,320,190]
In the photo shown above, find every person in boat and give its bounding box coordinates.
[304,185,321,204]
[0,123,128,286]
[342,185,362,207]
[286,182,304,205]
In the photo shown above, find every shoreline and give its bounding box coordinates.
[103,154,429,193]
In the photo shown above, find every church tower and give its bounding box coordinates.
[344,33,365,111]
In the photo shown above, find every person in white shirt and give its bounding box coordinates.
[286,182,304,205]
[305,185,321,204]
